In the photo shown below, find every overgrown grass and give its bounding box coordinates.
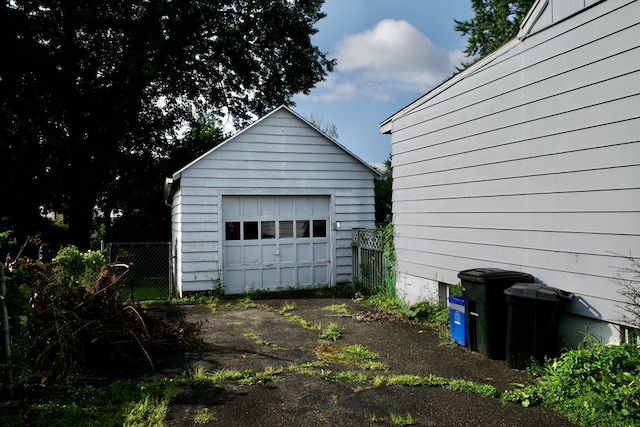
[316,342,388,371]
[0,367,285,426]
[390,412,415,426]
[502,343,640,426]
[323,303,348,314]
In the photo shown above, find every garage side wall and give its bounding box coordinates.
[175,108,376,294]
[389,0,640,323]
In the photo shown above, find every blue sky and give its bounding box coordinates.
[292,1,474,164]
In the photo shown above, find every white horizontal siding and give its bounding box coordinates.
[388,0,640,322]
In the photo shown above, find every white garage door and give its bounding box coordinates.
[222,195,331,294]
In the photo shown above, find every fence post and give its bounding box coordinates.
[1,264,13,392]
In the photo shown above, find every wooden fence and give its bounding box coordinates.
[352,228,386,290]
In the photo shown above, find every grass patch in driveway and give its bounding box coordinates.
[316,342,388,371]
[323,303,349,314]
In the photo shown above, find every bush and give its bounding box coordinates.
[51,246,105,290]
[503,344,640,426]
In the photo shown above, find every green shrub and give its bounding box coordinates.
[503,344,640,426]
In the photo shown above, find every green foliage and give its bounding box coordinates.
[0,229,17,254]
[193,407,217,424]
[51,246,105,289]
[454,0,536,59]
[374,155,393,225]
[1,1,335,248]
[390,412,415,426]
[502,344,640,426]
[307,114,339,139]
[320,322,342,342]
[367,223,405,312]
[323,303,348,314]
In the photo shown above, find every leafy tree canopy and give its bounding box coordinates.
[1,0,335,249]
[455,0,536,58]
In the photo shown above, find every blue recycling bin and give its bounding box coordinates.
[448,296,466,346]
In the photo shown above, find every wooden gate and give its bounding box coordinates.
[352,228,386,290]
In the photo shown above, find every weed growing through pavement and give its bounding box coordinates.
[193,407,217,424]
[278,301,296,314]
[390,412,415,426]
[315,342,388,371]
[320,322,342,341]
[323,303,348,314]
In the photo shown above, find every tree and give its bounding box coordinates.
[374,156,392,226]
[0,0,335,249]
[454,0,536,58]
[307,114,339,140]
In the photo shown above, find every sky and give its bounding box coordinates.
[291,1,474,165]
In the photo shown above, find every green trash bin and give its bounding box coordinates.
[458,268,534,360]
[504,283,574,370]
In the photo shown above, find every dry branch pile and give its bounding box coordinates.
[25,264,200,383]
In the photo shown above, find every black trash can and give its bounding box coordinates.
[504,283,574,370]
[458,268,534,360]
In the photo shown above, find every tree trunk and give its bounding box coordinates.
[66,189,97,250]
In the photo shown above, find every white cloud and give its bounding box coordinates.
[309,19,463,103]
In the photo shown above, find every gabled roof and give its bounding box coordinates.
[173,104,380,180]
[165,105,380,204]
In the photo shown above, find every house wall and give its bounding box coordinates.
[172,108,376,294]
[387,0,640,334]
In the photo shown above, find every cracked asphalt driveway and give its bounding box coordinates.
[150,297,575,427]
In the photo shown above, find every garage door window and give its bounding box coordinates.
[226,219,327,240]
[279,221,294,238]
[225,222,241,240]
[313,220,327,238]
[244,221,259,240]
[262,221,276,239]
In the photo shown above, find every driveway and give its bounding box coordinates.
[152,297,575,426]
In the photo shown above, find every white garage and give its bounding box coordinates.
[166,106,379,296]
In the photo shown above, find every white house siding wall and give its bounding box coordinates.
[170,190,183,294]
[173,107,376,294]
[388,0,640,329]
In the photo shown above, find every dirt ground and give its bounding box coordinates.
[150,297,575,427]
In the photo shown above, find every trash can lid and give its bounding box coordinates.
[448,296,464,305]
[458,268,534,285]
[504,283,574,302]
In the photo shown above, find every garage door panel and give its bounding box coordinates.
[261,245,277,263]
[243,197,259,216]
[280,244,296,263]
[295,197,312,215]
[262,269,277,287]
[314,265,328,284]
[298,266,311,285]
[313,243,329,260]
[278,197,294,215]
[225,246,242,264]
[296,244,312,262]
[244,269,261,288]
[281,267,295,286]
[260,197,276,216]
[243,245,260,264]
[312,197,330,215]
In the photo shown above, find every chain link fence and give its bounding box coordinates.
[105,242,172,300]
